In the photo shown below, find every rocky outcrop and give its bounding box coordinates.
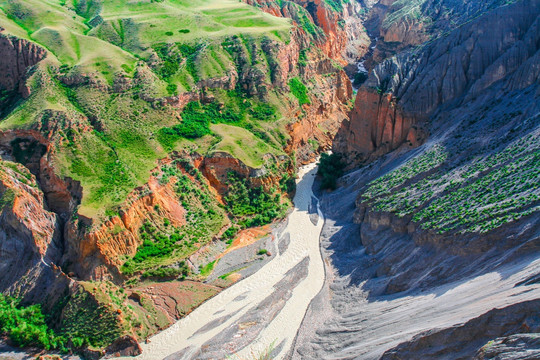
[363,0,521,66]
[244,0,366,64]
[475,334,540,360]
[0,129,83,218]
[104,335,142,358]
[0,159,71,306]
[335,0,540,166]
[287,65,352,163]
[201,152,283,194]
[0,30,46,96]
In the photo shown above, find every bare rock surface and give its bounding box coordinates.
[335,0,540,166]
[104,335,142,358]
[474,333,540,360]
[381,300,540,360]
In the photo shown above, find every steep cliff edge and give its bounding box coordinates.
[0,29,46,95]
[335,0,539,166]
[0,159,68,303]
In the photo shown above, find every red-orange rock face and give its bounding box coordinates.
[333,88,425,164]
[240,0,365,164]
[64,163,191,280]
[286,68,353,163]
[0,30,46,95]
[0,159,71,306]
[244,0,363,64]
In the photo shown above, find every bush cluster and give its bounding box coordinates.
[158,101,246,150]
[288,77,311,105]
[317,153,345,190]
[225,172,288,228]
[141,262,189,279]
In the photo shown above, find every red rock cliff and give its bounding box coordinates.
[0,30,46,96]
[335,0,540,166]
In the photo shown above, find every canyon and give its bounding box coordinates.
[0,0,539,359]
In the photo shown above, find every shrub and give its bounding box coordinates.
[288,77,310,105]
[157,100,246,150]
[152,43,181,80]
[0,294,68,351]
[224,172,288,228]
[298,49,308,67]
[353,71,368,87]
[166,83,177,96]
[222,227,238,244]
[250,103,277,121]
[141,262,189,279]
[317,153,345,190]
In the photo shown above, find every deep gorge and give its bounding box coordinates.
[0,0,538,358]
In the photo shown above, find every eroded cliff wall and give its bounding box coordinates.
[0,30,46,96]
[335,0,540,166]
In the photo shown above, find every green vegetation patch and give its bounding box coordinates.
[0,189,16,210]
[158,94,284,167]
[199,260,216,277]
[362,131,540,235]
[289,77,311,105]
[58,286,125,349]
[0,294,67,351]
[324,0,348,12]
[363,145,448,201]
[142,261,190,279]
[225,171,289,228]
[317,153,345,190]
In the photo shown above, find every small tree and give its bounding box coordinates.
[317,153,345,190]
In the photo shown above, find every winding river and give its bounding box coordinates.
[121,162,325,360]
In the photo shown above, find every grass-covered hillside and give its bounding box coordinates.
[0,0,320,218]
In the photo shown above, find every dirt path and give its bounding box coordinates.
[120,162,325,360]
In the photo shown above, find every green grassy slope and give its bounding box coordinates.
[0,0,296,218]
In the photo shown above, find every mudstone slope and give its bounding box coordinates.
[293,0,540,359]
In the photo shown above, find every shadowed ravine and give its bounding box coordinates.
[118,162,326,360]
